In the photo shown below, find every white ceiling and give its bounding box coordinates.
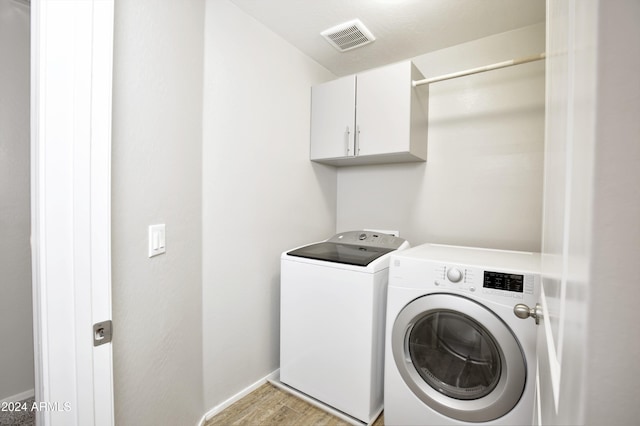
[228,0,545,76]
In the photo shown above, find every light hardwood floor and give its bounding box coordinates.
[204,383,384,426]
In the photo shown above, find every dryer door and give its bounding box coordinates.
[391,293,526,422]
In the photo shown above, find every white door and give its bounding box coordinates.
[31,1,115,425]
[536,0,598,424]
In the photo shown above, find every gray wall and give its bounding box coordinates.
[201,0,336,410]
[111,0,205,424]
[0,0,33,401]
[586,2,640,422]
[337,24,545,252]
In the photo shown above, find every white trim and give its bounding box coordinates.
[88,2,115,424]
[31,1,114,425]
[540,284,561,410]
[0,389,35,405]
[30,2,44,423]
[197,370,280,426]
[535,360,542,426]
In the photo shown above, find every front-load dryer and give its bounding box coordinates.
[384,244,540,426]
[279,231,409,425]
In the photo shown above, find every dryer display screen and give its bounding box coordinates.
[483,271,524,293]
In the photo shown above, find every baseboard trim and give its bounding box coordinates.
[0,389,35,405]
[197,369,280,426]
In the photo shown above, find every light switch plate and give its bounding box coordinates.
[148,224,166,257]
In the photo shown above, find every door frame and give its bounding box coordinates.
[31,1,115,425]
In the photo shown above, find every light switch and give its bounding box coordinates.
[148,224,166,257]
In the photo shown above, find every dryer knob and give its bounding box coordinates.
[447,268,463,283]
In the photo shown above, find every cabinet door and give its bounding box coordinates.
[356,61,411,156]
[310,75,356,160]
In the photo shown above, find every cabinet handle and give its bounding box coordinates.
[355,125,361,156]
[345,126,351,155]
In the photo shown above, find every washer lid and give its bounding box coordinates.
[286,231,406,267]
[286,242,394,266]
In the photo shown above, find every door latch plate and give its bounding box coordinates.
[93,320,113,346]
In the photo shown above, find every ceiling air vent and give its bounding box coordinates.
[321,19,376,52]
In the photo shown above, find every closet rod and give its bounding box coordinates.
[412,53,546,87]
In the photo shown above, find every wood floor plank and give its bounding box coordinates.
[261,405,303,425]
[205,383,383,426]
[293,406,344,426]
[205,384,275,426]
[278,391,313,414]
[229,386,290,425]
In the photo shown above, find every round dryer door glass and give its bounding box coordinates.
[391,294,527,422]
[408,311,501,400]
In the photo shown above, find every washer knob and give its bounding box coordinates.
[447,268,463,283]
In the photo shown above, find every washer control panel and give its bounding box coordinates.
[432,264,536,300]
[328,230,406,249]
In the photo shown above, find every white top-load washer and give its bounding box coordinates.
[385,244,540,426]
[279,230,409,425]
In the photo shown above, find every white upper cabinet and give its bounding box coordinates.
[310,61,428,166]
[310,75,357,160]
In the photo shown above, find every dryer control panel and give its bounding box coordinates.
[431,264,536,301]
[389,243,541,304]
[483,270,525,293]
